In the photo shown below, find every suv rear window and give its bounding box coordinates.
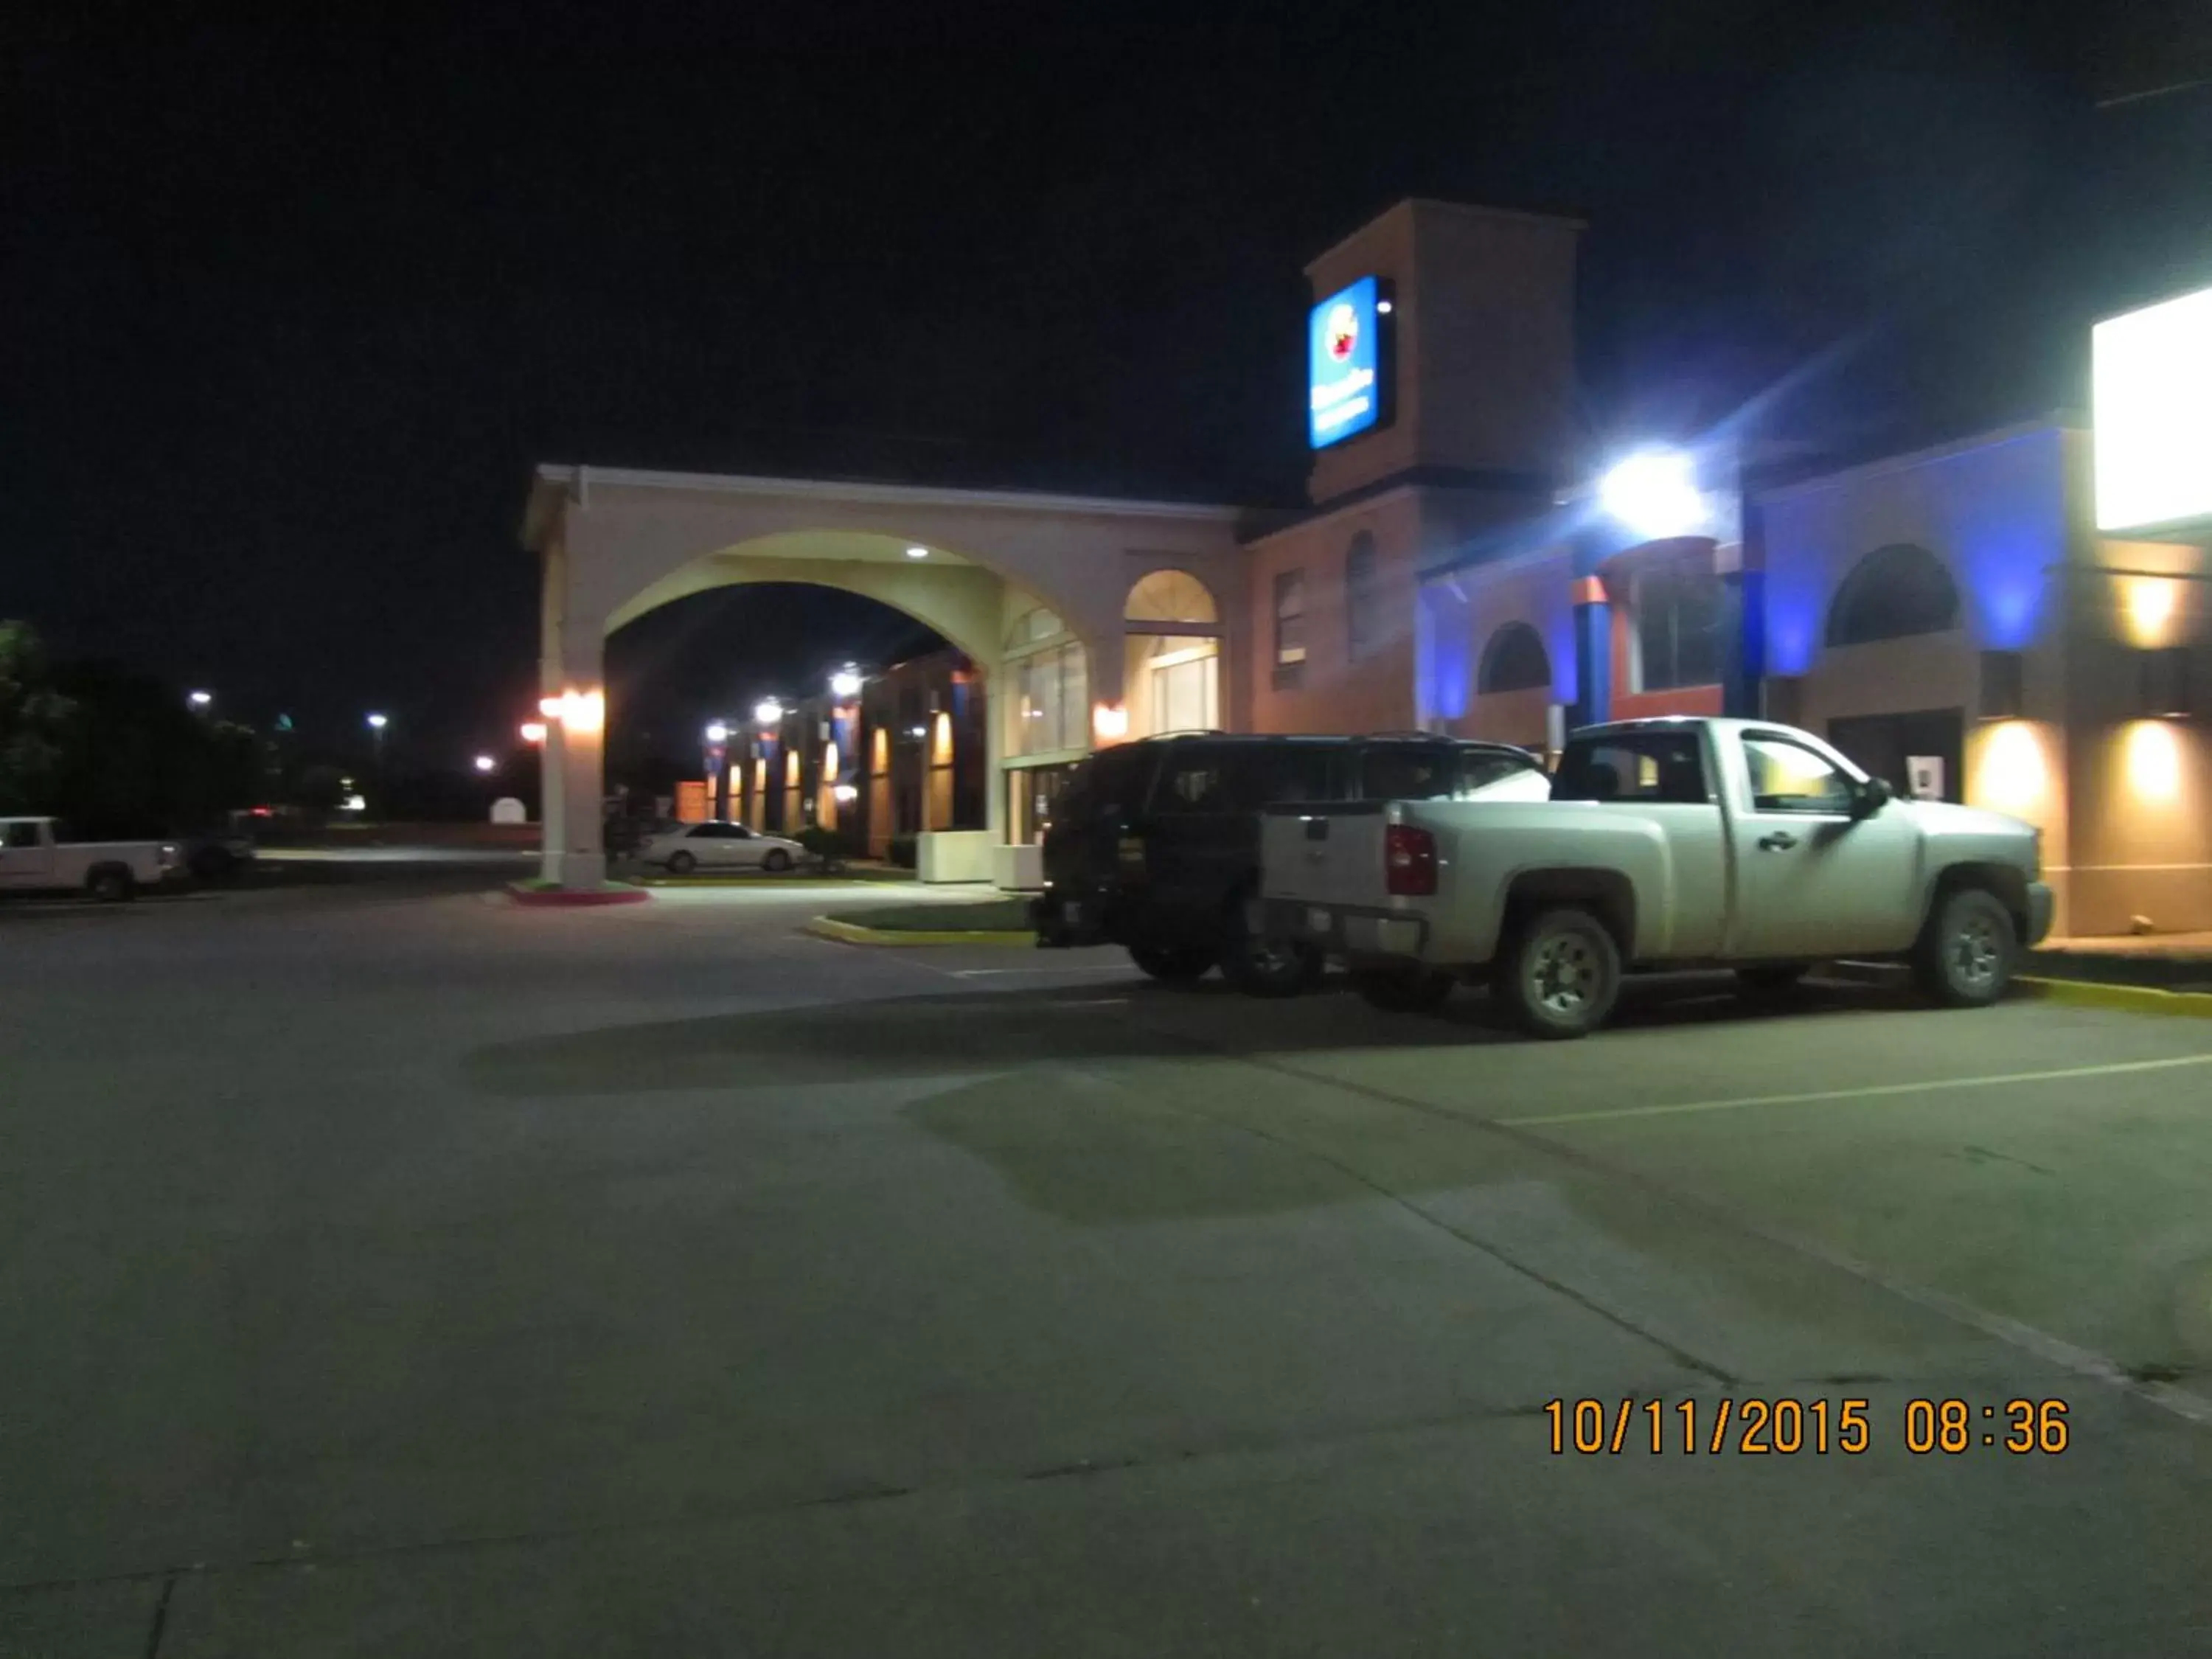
[1060,748,1154,823]
[1150,743,1336,814]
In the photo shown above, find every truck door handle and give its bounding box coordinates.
[1758,831,1800,851]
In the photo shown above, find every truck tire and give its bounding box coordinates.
[1129,944,1217,983]
[1350,964,1455,1013]
[665,850,697,875]
[1220,915,1324,999]
[1912,886,2017,1007]
[1495,907,1621,1039]
[86,867,135,903]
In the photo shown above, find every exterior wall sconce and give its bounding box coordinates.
[538,688,605,733]
[1092,702,1130,741]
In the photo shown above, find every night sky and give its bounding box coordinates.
[5,3,2206,767]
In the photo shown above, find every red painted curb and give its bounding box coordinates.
[504,883,652,908]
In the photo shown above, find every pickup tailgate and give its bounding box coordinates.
[1259,801,1393,909]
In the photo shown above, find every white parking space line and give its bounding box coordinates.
[1497,1053,2212,1129]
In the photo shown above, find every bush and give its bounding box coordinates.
[886,833,917,869]
[794,827,842,858]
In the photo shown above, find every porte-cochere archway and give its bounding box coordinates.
[524,465,1242,886]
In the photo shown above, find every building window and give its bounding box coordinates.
[1124,569,1218,626]
[1273,571,1307,686]
[1632,560,1724,692]
[1147,637,1219,732]
[1477,621,1551,695]
[1005,606,1068,650]
[1824,543,1961,647]
[1345,532,1381,663]
[1006,639,1088,757]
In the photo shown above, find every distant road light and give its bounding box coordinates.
[519,720,547,744]
[754,698,785,726]
[705,722,730,744]
[830,669,863,699]
[187,689,212,709]
[904,545,929,560]
[473,754,496,773]
[366,712,389,730]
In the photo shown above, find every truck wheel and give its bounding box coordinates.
[665,850,697,876]
[1912,887,2017,1007]
[86,868,135,903]
[1495,908,1621,1039]
[1128,945,1217,983]
[1221,928,1324,999]
[1351,965,1455,1013]
[1735,962,1811,997]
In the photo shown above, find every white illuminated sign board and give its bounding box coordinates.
[2094,284,2212,533]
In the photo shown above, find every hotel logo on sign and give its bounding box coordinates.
[1307,276,1388,450]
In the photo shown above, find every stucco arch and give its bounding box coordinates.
[605,534,1026,669]
[524,465,1241,886]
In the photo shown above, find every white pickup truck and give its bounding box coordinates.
[0,817,179,901]
[1257,717,2053,1037]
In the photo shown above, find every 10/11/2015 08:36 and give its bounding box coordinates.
[1544,1398,2071,1455]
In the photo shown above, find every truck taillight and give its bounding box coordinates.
[1384,824,1437,897]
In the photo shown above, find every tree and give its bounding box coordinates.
[0,622,77,814]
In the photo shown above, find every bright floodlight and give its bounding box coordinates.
[704,722,730,744]
[2095,285,2212,532]
[473,754,496,773]
[904,544,929,559]
[830,668,863,699]
[1599,450,1706,540]
[754,698,784,726]
[187,689,212,709]
[366,712,389,730]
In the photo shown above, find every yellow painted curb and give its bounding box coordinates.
[804,916,1034,947]
[2020,976,2212,1018]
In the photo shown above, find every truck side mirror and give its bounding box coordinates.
[1851,776,1893,819]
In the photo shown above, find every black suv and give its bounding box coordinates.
[1031,733,1542,993]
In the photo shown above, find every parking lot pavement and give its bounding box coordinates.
[4,889,2211,1655]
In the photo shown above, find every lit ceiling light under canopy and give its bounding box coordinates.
[904,545,929,560]
[1599,449,1707,541]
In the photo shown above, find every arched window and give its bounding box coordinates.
[1345,533,1381,662]
[1477,621,1551,694]
[1824,543,1961,647]
[1124,569,1217,626]
[1005,606,1066,651]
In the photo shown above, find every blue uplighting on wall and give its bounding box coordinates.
[1417,581,1471,721]
[1759,426,2065,670]
[1546,611,1579,707]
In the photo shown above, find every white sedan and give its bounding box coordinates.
[638,821,807,875]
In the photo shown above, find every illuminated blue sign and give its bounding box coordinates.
[1308,276,1388,449]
